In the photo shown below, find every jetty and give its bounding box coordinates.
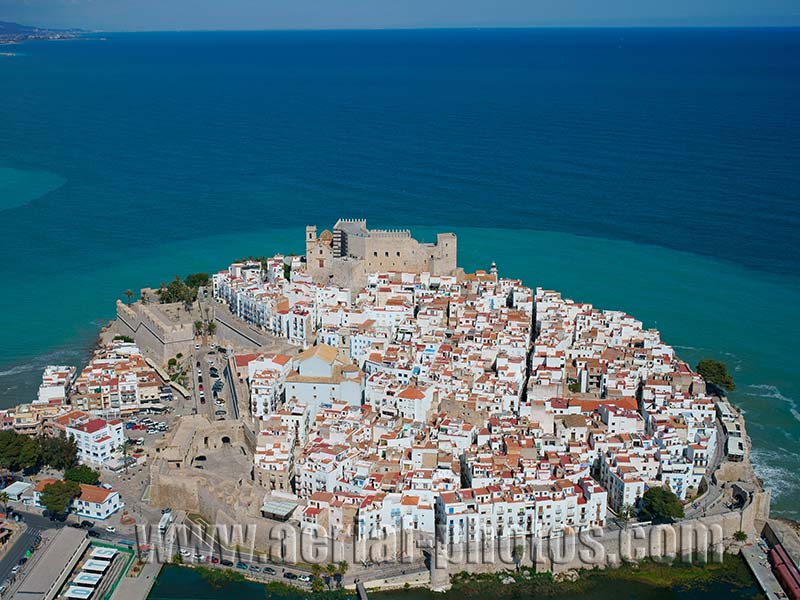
[356,580,369,600]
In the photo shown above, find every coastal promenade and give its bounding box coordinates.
[111,559,163,600]
[741,543,783,600]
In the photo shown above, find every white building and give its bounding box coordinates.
[53,411,125,466]
[285,344,363,420]
[34,480,124,520]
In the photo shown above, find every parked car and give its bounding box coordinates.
[210,556,220,564]
[283,572,298,580]
[105,526,116,533]
[81,520,94,528]
[221,559,233,567]
[249,565,260,572]
[298,574,312,583]
[236,562,248,570]
[263,567,276,575]
[215,410,226,416]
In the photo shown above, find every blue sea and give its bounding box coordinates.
[0,28,798,518]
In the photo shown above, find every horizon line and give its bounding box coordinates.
[76,24,800,34]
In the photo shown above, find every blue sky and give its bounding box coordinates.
[1,0,798,31]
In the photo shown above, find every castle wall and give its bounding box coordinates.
[114,300,195,365]
[305,221,458,287]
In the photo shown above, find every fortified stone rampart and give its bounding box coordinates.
[114,300,194,364]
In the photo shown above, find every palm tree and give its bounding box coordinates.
[124,289,134,305]
[619,503,634,529]
[207,322,217,336]
[336,560,349,587]
[311,563,322,578]
[194,320,204,337]
[325,563,337,589]
[120,440,133,473]
[0,491,9,517]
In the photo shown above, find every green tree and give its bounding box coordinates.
[512,545,524,572]
[696,359,736,392]
[618,503,635,529]
[207,321,217,336]
[184,272,210,289]
[325,563,337,589]
[38,434,78,471]
[0,430,41,471]
[159,276,197,305]
[40,480,80,517]
[336,560,349,587]
[120,440,133,473]
[283,263,291,281]
[568,381,581,394]
[640,487,684,523]
[194,320,204,336]
[18,437,42,470]
[311,577,325,593]
[124,289,134,305]
[64,464,101,485]
[0,491,9,516]
[733,530,748,542]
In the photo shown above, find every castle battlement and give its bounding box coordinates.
[369,229,412,238]
[305,219,458,289]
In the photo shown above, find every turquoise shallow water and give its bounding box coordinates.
[0,221,797,517]
[0,29,798,520]
[0,166,64,210]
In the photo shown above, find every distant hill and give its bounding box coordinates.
[0,20,83,42]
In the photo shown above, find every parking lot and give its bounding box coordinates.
[190,345,233,422]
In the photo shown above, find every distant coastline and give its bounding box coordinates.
[0,20,84,45]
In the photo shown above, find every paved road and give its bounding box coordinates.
[685,420,729,518]
[222,356,240,420]
[13,507,137,546]
[0,525,40,591]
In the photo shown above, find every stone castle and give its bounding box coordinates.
[305,219,458,289]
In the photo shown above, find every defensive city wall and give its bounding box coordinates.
[114,298,195,364]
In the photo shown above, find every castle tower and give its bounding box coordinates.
[305,225,317,258]
[490,261,498,278]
